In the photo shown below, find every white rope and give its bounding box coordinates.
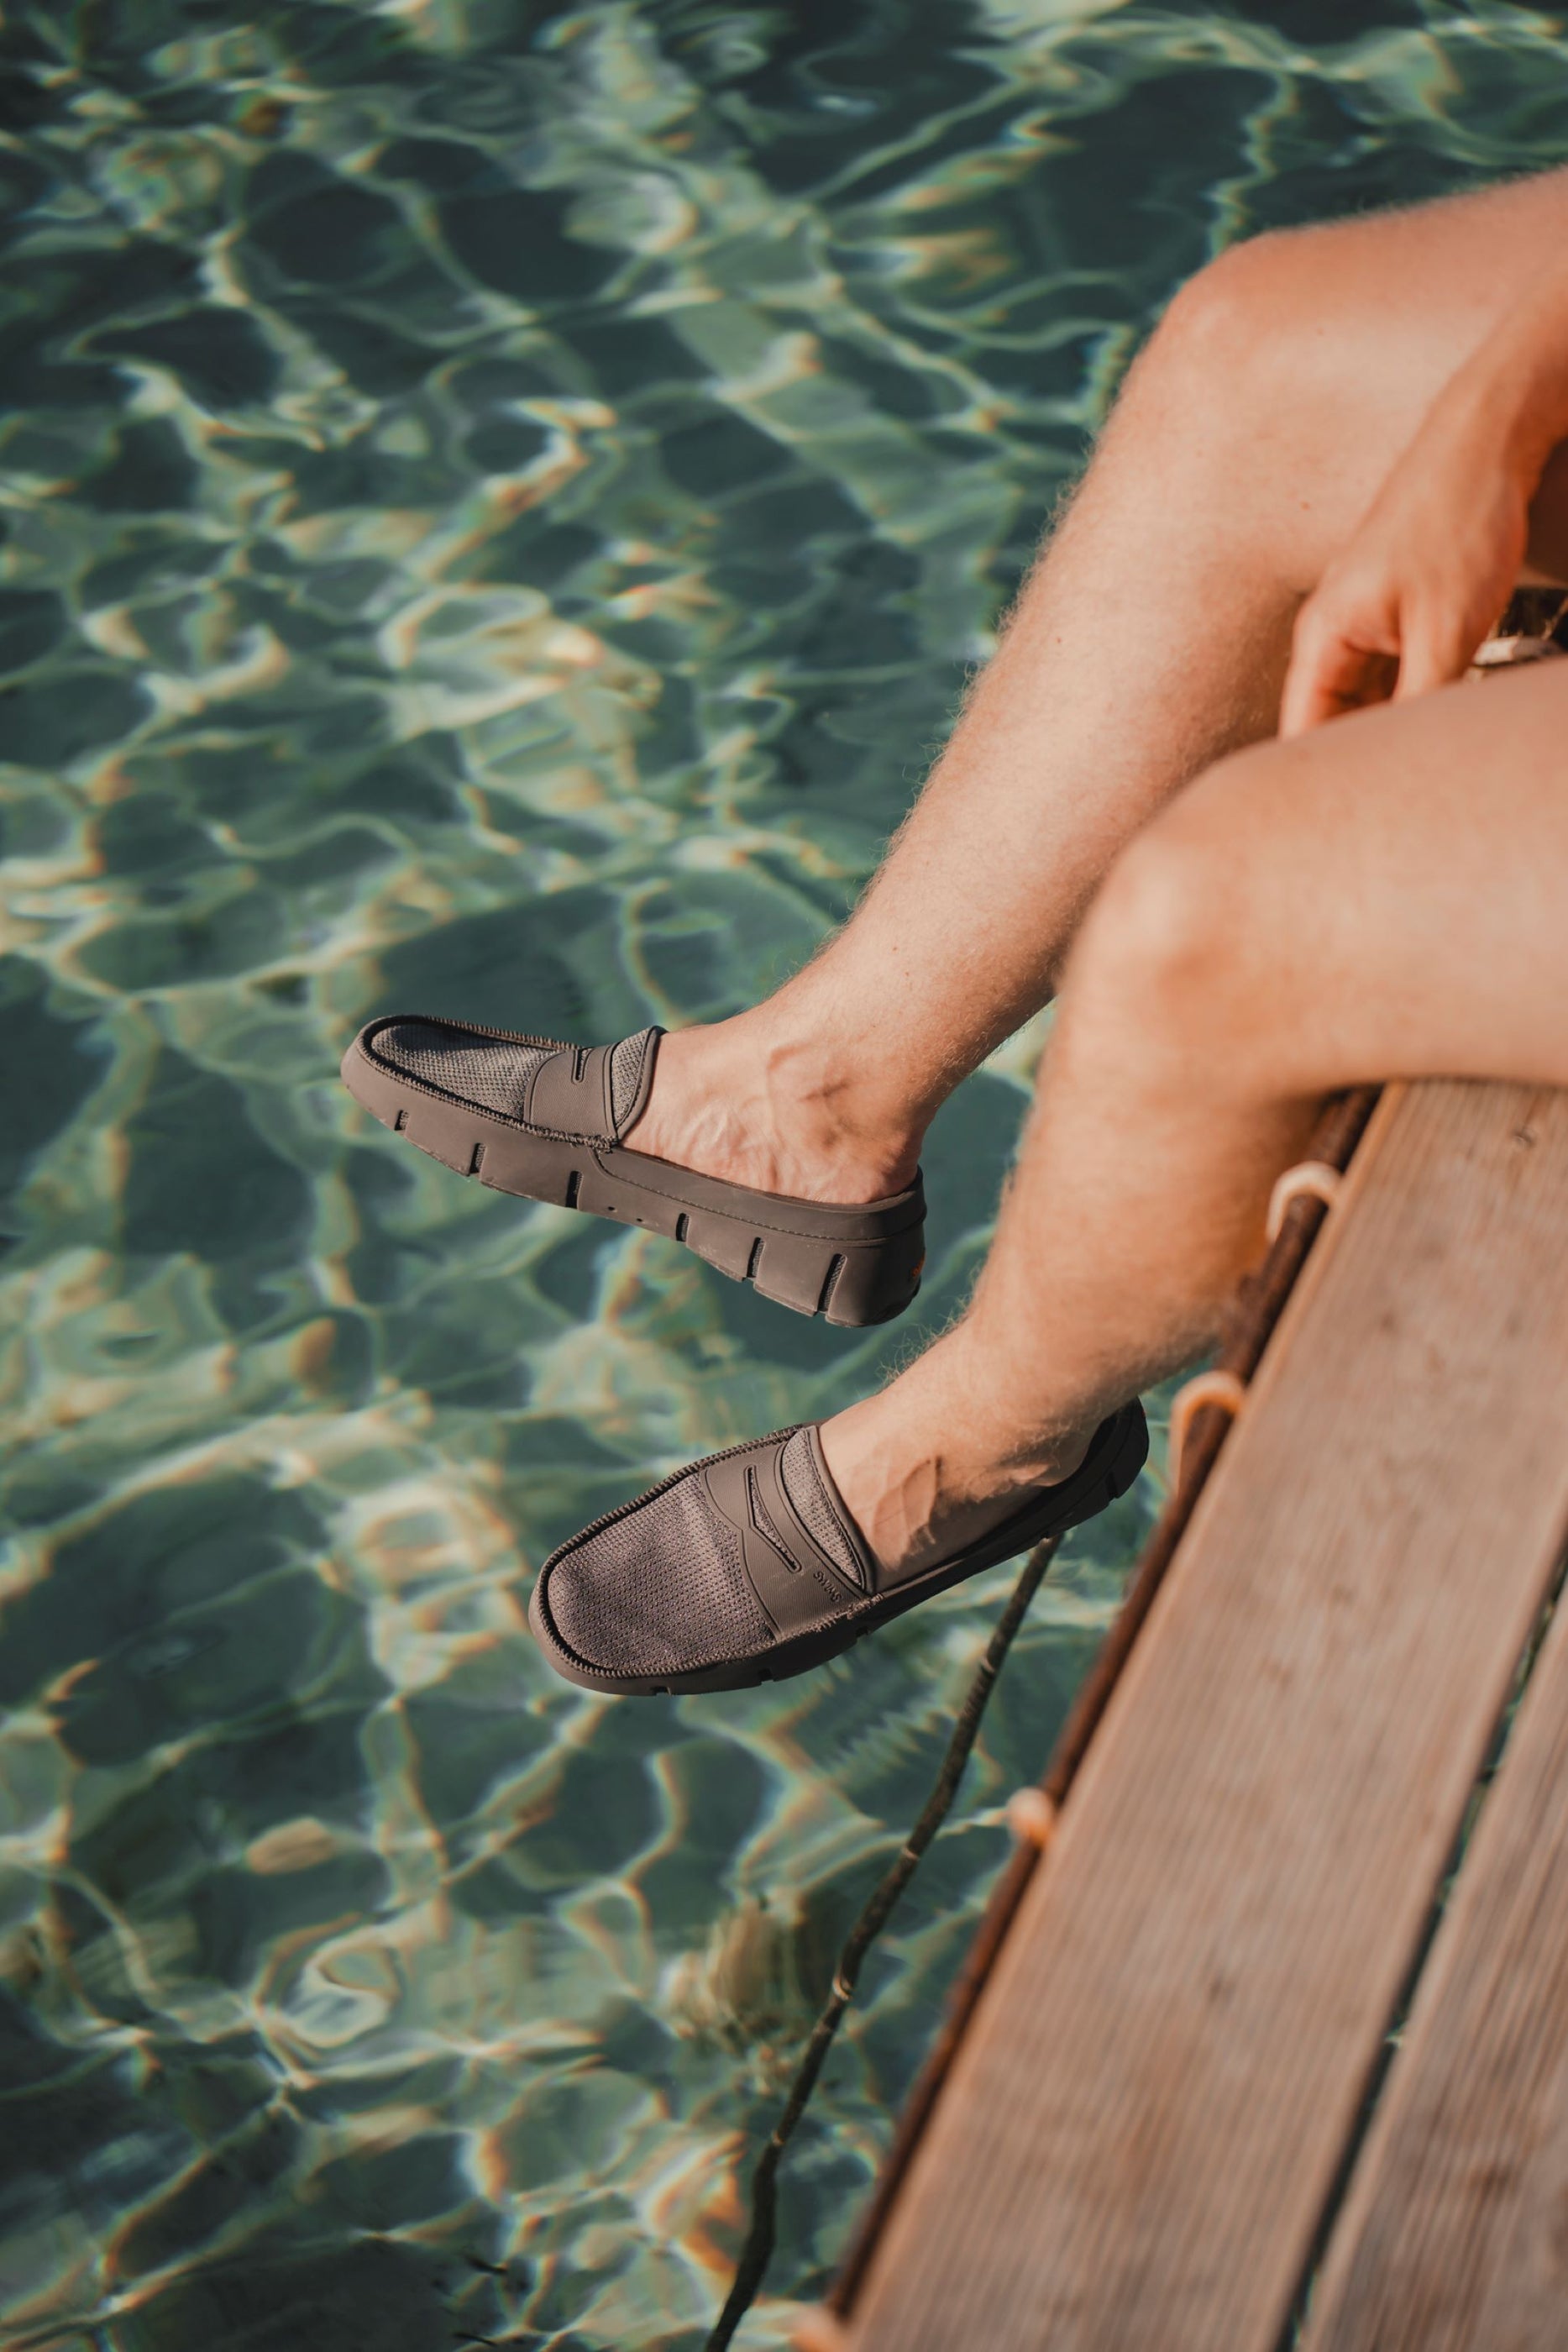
[1167,1368,1246,1489]
[1265,1158,1343,1243]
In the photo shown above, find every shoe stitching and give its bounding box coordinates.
[357,1026,923,1221]
[534,1406,1142,1684]
[535,1436,850,1674]
[746,1466,799,1573]
[610,1028,658,1142]
[358,1050,924,1230]
[590,1148,926,1237]
[788,1433,871,1593]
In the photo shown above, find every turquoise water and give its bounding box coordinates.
[5,5,1568,2346]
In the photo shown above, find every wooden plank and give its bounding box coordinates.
[1303,1550,1568,2349]
[845,1080,1568,2352]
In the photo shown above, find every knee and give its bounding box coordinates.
[1134,226,1349,433]
[1070,755,1282,1063]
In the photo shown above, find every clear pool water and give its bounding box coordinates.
[4,4,1567,2346]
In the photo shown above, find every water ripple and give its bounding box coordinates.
[3,2,1566,2344]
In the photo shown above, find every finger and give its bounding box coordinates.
[1281,578,1408,736]
[1280,658,1350,738]
[1394,607,1487,701]
[1281,620,1387,738]
[1279,611,1344,738]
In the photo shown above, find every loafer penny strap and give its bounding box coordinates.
[524,1028,662,1142]
[525,1042,617,1138]
[702,1443,862,1637]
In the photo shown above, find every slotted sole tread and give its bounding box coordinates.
[342,1032,925,1329]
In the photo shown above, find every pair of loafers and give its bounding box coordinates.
[342,1013,1147,1693]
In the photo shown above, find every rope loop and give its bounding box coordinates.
[1266,1158,1343,1243]
[1004,1787,1057,1850]
[1167,1368,1246,1491]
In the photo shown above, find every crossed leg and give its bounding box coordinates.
[634,165,1568,1205]
[622,166,1568,1580]
[825,659,1568,1572]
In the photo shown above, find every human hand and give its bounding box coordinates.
[1279,407,1531,738]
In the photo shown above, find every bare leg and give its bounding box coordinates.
[632,167,1568,1203]
[821,659,1568,1572]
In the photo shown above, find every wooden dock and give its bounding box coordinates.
[821,1078,1568,2350]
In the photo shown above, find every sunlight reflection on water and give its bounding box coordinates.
[3,3,1567,2344]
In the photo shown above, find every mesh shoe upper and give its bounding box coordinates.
[532,1403,1147,1693]
[367,1018,658,1142]
[538,1427,874,1680]
[779,1425,865,1589]
[608,1031,654,1132]
[372,1020,555,1120]
[543,1471,777,1678]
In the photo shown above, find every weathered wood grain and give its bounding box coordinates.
[845,1080,1568,2352]
[1303,1538,1568,2347]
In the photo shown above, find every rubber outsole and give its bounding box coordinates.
[528,1400,1150,1696]
[341,1026,926,1329]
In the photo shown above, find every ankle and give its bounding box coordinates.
[818,1344,1101,1580]
[830,1380,1095,1517]
[629,1006,925,1205]
[727,1004,924,1178]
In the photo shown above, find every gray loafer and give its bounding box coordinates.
[341,1014,926,1328]
[528,1400,1149,1695]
